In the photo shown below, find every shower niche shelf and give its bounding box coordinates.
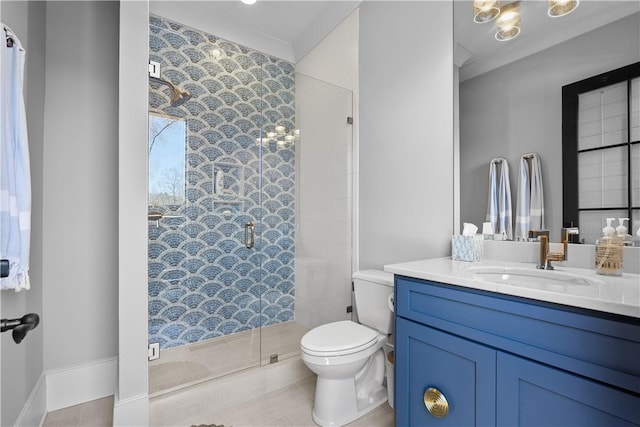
[212,162,245,214]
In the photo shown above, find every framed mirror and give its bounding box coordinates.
[456,0,640,242]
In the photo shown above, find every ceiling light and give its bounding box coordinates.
[473,0,501,23]
[495,2,521,41]
[548,0,579,17]
[241,0,257,5]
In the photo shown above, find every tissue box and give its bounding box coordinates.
[451,235,484,262]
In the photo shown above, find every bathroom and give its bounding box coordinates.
[0,1,638,426]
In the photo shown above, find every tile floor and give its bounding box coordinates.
[150,321,309,396]
[43,396,113,427]
[42,372,394,427]
[44,321,394,426]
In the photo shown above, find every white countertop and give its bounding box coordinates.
[384,257,640,319]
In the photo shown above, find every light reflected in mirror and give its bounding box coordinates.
[456,0,640,243]
[148,113,187,206]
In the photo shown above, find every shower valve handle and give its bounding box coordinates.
[245,222,255,249]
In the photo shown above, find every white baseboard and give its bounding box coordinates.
[14,374,47,427]
[45,357,117,412]
[113,393,149,427]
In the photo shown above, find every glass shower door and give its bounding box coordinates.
[147,17,268,395]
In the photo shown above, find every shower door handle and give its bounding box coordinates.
[244,221,255,249]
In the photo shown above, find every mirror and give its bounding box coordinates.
[148,113,187,207]
[456,1,640,242]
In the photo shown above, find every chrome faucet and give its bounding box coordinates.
[528,227,580,270]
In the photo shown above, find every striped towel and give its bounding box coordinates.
[515,153,544,240]
[1,25,31,291]
[486,158,512,240]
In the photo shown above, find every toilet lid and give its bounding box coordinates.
[301,321,379,357]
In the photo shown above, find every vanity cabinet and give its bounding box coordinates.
[394,276,640,426]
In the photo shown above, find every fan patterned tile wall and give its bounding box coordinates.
[148,15,295,349]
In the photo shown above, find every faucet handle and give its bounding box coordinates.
[528,229,549,239]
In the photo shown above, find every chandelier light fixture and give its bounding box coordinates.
[548,0,579,17]
[473,0,501,23]
[256,125,300,148]
[495,2,521,41]
[474,0,578,42]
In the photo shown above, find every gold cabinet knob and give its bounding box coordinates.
[424,387,449,418]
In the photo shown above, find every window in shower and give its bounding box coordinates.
[148,113,186,207]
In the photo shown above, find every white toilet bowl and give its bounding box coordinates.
[301,320,388,426]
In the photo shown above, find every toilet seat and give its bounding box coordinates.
[301,320,379,357]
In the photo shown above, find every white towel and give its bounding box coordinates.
[515,153,544,240]
[1,25,31,291]
[486,158,512,240]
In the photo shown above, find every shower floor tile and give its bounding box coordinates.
[149,321,309,396]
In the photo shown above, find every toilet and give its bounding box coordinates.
[300,270,394,426]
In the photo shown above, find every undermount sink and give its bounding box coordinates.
[468,266,605,288]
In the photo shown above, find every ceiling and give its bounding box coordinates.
[455,0,640,81]
[151,1,638,71]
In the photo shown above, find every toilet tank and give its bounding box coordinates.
[353,270,394,334]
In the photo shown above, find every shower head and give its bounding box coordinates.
[149,76,192,107]
[170,86,192,107]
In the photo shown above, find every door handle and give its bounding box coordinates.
[244,221,255,249]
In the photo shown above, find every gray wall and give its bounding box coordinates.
[1,2,46,425]
[41,1,119,371]
[359,1,454,269]
[2,3,120,422]
[459,13,640,241]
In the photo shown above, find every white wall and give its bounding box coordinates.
[1,2,47,425]
[294,11,358,329]
[359,1,454,269]
[115,1,150,425]
[459,13,640,240]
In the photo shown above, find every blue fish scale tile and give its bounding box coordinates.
[148,318,167,335]
[184,276,205,291]
[149,300,167,316]
[149,15,296,349]
[219,305,238,319]
[217,320,241,335]
[263,275,280,287]
[182,310,206,326]
[234,310,253,323]
[183,29,206,45]
[148,281,167,297]
[161,322,187,339]
[183,258,205,274]
[200,300,222,316]
[160,269,186,282]
[180,329,205,343]
[233,293,254,308]
[201,282,223,297]
[161,305,187,322]
[161,251,187,267]
[218,272,240,287]
[180,293,205,314]
[277,266,293,279]
[161,287,187,303]
[200,265,222,281]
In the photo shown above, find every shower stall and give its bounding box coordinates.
[146,14,354,396]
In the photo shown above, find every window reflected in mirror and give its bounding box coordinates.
[148,113,186,206]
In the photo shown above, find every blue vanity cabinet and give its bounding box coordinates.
[394,275,640,427]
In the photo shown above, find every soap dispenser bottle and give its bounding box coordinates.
[616,218,633,247]
[595,218,623,276]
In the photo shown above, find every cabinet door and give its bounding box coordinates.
[395,317,496,426]
[497,352,640,426]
